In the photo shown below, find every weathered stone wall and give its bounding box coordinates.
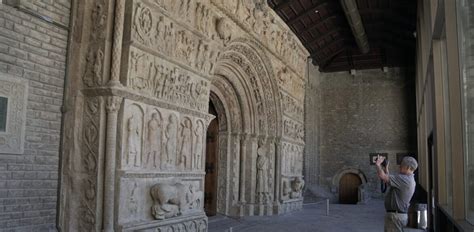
[0,0,70,231]
[59,0,308,231]
[305,68,416,200]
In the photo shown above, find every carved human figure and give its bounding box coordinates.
[256,139,269,203]
[165,114,178,168]
[179,118,192,170]
[193,121,204,170]
[146,112,163,168]
[127,114,141,167]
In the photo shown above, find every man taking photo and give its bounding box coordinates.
[375,155,418,232]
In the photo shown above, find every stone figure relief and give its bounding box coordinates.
[146,111,163,169]
[133,3,153,45]
[127,113,142,167]
[83,48,104,87]
[193,120,204,170]
[178,117,193,170]
[165,114,178,169]
[290,177,305,199]
[127,47,210,111]
[150,182,203,220]
[256,138,270,204]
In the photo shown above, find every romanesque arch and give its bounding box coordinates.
[209,38,283,216]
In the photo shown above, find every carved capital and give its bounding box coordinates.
[106,96,123,113]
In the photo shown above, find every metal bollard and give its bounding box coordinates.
[326,199,329,216]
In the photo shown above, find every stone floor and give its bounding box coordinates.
[208,199,386,232]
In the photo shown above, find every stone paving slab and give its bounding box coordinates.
[209,199,387,232]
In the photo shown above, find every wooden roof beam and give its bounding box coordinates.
[287,0,332,25]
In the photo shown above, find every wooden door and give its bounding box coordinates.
[204,103,218,216]
[339,173,362,204]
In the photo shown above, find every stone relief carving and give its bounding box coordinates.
[129,2,219,76]
[178,117,193,170]
[82,0,109,89]
[146,111,163,168]
[276,66,305,102]
[150,182,203,220]
[127,47,210,111]
[283,117,304,142]
[290,176,305,199]
[256,139,270,204]
[282,142,304,176]
[220,43,278,135]
[126,105,144,167]
[280,92,303,122]
[164,114,178,169]
[80,97,102,230]
[281,177,304,200]
[0,75,28,154]
[150,218,207,232]
[211,0,307,75]
[193,120,205,170]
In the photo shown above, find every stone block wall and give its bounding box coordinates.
[0,1,69,231]
[304,68,417,200]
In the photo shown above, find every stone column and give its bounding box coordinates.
[108,0,125,87]
[273,137,282,213]
[103,96,122,231]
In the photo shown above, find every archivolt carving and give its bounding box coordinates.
[211,0,307,75]
[218,40,281,137]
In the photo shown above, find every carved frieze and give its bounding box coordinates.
[281,142,304,176]
[126,47,210,112]
[129,1,220,77]
[120,99,207,172]
[283,117,304,142]
[276,66,305,102]
[280,92,303,123]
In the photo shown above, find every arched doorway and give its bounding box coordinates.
[204,101,219,216]
[339,173,362,204]
[206,38,283,216]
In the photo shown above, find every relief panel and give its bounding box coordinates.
[280,91,303,123]
[125,47,210,112]
[120,99,207,172]
[210,0,307,76]
[283,117,304,143]
[127,1,221,77]
[118,177,204,227]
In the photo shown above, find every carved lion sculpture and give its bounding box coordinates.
[150,183,189,220]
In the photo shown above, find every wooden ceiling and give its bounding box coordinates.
[267,0,416,72]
